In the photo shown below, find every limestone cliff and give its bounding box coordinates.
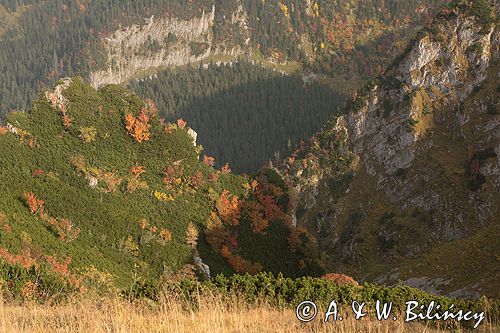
[90,4,250,87]
[280,1,499,298]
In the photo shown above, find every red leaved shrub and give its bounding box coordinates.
[23,192,44,215]
[216,190,241,226]
[321,273,359,286]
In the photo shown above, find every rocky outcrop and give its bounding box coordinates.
[279,2,499,298]
[5,123,18,135]
[193,253,211,280]
[340,10,497,231]
[45,78,72,111]
[90,5,250,88]
[187,128,198,147]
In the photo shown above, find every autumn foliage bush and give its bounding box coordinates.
[0,247,80,301]
[221,163,232,174]
[287,227,309,252]
[127,164,148,193]
[220,245,262,274]
[125,111,151,142]
[188,171,205,190]
[70,156,123,192]
[245,176,289,234]
[23,192,44,214]
[159,228,172,242]
[79,126,97,143]
[0,247,37,270]
[43,216,80,242]
[185,222,199,249]
[208,172,219,182]
[177,118,187,129]
[321,273,359,286]
[246,201,269,234]
[100,171,123,192]
[203,170,319,275]
[130,164,145,177]
[125,100,157,143]
[138,218,148,230]
[163,166,183,192]
[164,122,177,134]
[216,190,241,226]
[23,191,80,242]
[32,169,45,177]
[205,189,266,274]
[203,155,215,167]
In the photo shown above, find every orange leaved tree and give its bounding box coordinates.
[129,163,145,177]
[221,163,232,174]
[177,118,187,129]
[125,108,152,143]
[203,155,216,167]
[216,190,241,226]
[23,192,44,215]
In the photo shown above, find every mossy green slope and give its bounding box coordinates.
[0,78,321,289]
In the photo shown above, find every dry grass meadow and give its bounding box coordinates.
[0,293,496,333]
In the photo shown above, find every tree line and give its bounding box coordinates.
[130,62,345,173]
[0,0,447,117]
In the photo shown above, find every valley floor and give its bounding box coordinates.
[0,295,495,333]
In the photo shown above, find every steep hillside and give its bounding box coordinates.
[0,0,449,181]
[0,0,447,116]
[90,0,449,88]
[0,78,323,292]
[0,0,214,115]
[130,62,346,173]
[279,0,499,298]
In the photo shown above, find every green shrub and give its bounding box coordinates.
[487,104,497,115]
[471,0,494,28]
[467,43,482,54]
[189,42,210,57]
[327,173,352,200]
[78,126,97,143]
[428,26,444,43]
[0,261,79,303]
[155,273,500,329]
[407,117,419,128]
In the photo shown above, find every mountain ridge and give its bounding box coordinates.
[0,0,447,115]
[0,77,324,293]
[0,0,497,301]
[277,0,499,298]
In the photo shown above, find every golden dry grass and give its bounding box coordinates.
[0,294,495,333]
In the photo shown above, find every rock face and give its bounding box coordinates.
[45,78,72,111]
[193,253,211,280]
[341,13,497,227]
[90,5,250,88]
[187,128,198,147]
[279,2,499,298]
